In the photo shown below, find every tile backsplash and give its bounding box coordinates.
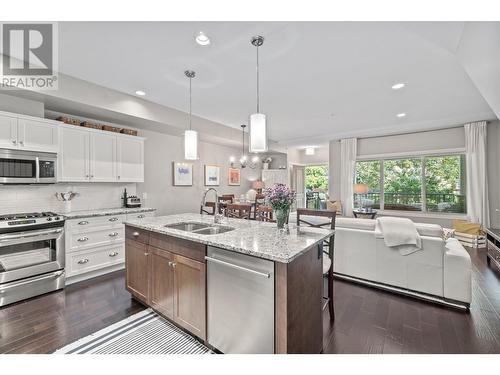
[0,183,136,215]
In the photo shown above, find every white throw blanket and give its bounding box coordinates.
[376,217,422,255]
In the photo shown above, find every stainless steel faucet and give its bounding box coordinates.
[201,188,224,224]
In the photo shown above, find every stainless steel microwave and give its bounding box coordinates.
[0,149,57,184]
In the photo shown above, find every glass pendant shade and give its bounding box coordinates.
[249,113,268,153]
[184,129,198,160]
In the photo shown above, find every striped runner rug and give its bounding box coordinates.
[54,308,212,354]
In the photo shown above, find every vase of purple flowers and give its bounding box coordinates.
[264,183,296,230]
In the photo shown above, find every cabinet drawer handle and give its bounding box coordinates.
[19,141,24,146]
[137,215,145,219]
[78,221,89,225]
[108,232,119,237]
[12,140,17,145]
[133,232,140,237]
[168,261,173,267]
[77,237,89,242]
[109,217,119,222]
[77,259,89,264]
[109,252,119,257]
[171,262,176,268]
[144,253,149,257]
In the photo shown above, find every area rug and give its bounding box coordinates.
[54,308,212,354]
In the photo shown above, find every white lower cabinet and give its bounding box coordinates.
[65,211,155,282]
[66,244,124,277]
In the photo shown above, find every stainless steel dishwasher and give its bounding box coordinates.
[206,246,275,354]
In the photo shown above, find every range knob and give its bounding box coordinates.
[54,217,60,221]
[47,217,52,221]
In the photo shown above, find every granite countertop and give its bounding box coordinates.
[125,213,333,263]
[61,207,156,220]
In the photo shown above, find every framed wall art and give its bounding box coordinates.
[173,162,193,186]
[204,165,221,186]
[228,168,241,186]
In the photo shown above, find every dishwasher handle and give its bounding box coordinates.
[205,256,271,279]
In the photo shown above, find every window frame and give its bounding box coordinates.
[355,152,467,215]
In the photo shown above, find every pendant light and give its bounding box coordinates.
[184,70,198,160]
[249,35,268,153]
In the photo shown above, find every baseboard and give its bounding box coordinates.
[66,263,125,285]
[333,272,470,311]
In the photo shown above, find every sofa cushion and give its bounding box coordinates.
[336,217,377,231]
[415,223,443,238]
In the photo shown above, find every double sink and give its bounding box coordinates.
[164,221,235,235]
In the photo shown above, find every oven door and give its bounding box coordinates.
[0,149,37,184]
[0,227,64,284]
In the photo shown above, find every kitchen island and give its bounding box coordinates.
[124,213,333,354]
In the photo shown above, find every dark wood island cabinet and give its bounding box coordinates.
[124,214,332,354]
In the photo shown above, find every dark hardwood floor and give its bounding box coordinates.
[0,247,499,354]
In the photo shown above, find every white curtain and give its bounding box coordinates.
[340,138,357,217]
[465,121,490,227]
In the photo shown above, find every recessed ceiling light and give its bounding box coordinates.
[195,31,210,46]
[392,82,406,90]
[135,90,146,96]
[396,113,407,118]
[305,147,315,155]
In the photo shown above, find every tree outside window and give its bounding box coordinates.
[354,154,466,214]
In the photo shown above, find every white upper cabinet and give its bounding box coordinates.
[117,136,144,182]
[59,126,90,182]
[0,115,18,148]
[90,132,116,182]
[18,118,59,152]
[59,125,144,183]
[0,113,58,152]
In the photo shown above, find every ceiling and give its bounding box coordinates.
[57,22,496,146]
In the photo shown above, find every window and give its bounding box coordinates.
[354,160,381,209]
[354,154,466,214]
[305,165,328,209]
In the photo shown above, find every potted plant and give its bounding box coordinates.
[265,183,296,230]
[262,156,272,170]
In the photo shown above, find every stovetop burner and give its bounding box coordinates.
[0,212,59,221]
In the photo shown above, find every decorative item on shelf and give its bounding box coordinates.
[252,180,265,194]
[173,161,193,186]
[248,35,268,153]
[55,191,78,213]
[102,125,121,133]
[229,125,259,169]
[204,165,221,186]
[80,121,103,130]
[228,168,241,186]
[56,116,81,126]
[184,70,198,160]
[120,128,138,136]
[262,156,272,170]
[264,183,296,231]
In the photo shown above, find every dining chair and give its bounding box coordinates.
[296,208,336,321]
[200,201,216,215]
[256,205,275,222]
[253,193,266,219]
[225,203,251,219]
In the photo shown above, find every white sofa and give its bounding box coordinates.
[290,211,472,309]
[333,217,471,308]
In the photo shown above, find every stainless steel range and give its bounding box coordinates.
[0,212,65,307]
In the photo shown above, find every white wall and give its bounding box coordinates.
[136,129,262,216]
[0,93,44,117]
[0,183,136,215]
[487,120,500,228]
